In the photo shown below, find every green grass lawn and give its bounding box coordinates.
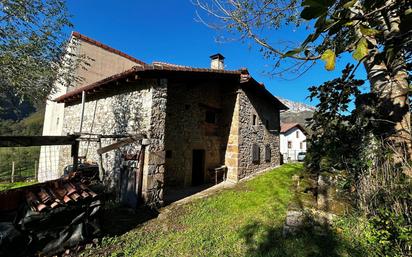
[81,163,361,257]
[0,181,37,191]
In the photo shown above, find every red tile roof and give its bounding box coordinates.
[55,64,245,103]
[72,32,146,66]
[281,123,307,134]
[0,172,98,212]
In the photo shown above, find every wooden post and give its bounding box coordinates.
[72,141,80,172]
[11,161,15,183]
[34,161,38,181]
[98,137,104,181]
[137,145,145,203]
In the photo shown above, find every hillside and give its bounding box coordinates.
[0,107,44,136]
[0,108,45,183]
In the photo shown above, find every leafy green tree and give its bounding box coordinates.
[194,0,411,159]
[0,0,76,102]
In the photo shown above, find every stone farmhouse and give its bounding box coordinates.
[280,123,308,162]
[39,32,287,206]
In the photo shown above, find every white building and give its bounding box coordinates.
[38,32,144,182]
[280,123,307,162]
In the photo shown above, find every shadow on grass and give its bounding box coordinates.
[100,205,158,237]
[239,167,365,257]
[239,218,365,257]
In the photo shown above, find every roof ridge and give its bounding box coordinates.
[54,65,242,103]
[71,31,146,66]
[280,123,306,134]
[152,61,191,68]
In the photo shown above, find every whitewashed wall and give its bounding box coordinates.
[280,127,306,162]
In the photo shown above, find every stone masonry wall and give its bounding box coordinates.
[164,81,237,187]
[59,80,154,192]
[142,79,167,207]
[237,88,281,180]
[224,91,240,182]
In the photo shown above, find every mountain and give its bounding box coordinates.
[277,97,315,131]
[277,97,316,113]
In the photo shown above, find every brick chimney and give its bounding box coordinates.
[210,53,225,70]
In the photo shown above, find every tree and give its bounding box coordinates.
[194,0,412,160]
[0,0,77,103]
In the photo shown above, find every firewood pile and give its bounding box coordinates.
[0,165,104,257]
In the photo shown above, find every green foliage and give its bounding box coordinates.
[306,62,412,255]
[367,208,412,256]
[0,0,74,102]
[305,64,365,172]
[336,210,411,257]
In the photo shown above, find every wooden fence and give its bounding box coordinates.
[0,160,37,183]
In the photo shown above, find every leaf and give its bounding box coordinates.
[321,49,336,71]
[301,6,327,20]
[302,32,321,47]
[343,0,356,9]
[359,25,380,36]
[352,38,369,61]
[283,48,303,57]
[302,0,334,8]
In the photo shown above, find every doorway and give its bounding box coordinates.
[192,149,205,186]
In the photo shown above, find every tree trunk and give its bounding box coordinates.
[360,0,412,168]
[364,54,412,167]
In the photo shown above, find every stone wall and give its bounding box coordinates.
[164,81,237,187]
[59,80,154,188]
[58,79,169,207]
[142,79,167,207]
[224,91,240,182]
[237,88,281,180]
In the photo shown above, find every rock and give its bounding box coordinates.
[285,210,305,227]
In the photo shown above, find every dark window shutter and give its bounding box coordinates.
[265,145,271,162]
[252,144,260,163]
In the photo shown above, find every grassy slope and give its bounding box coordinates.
[0,181,37,191]
[81,163,360,257]
[0,108,44,187]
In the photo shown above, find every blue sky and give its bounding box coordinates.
[66,0,368,106]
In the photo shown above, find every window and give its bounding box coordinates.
[288,141,292,149]
[296,131,299,138]
[300,142,303,149]
[265,145,271,162]
[205,110,217,124]
[166,150,172,158]
[252,114,257,125]
[252,144,260,163]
